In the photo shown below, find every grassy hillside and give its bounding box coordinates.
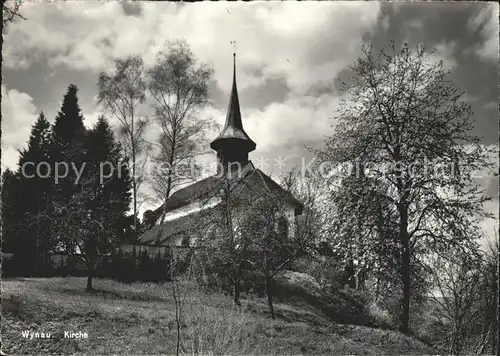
[2,277,435,355]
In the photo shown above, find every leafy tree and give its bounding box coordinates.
[147,39,215,223]
[314,42,493,334]
[98,55,148,242]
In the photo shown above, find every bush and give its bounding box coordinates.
[367,301,395,329]
[185,301,268,355]
[303,257,345,291]
[2,253,60,278]
[191,249,233,294]
[105,249,171,283]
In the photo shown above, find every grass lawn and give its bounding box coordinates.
[2,277,435,355]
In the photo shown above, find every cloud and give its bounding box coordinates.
[431,42,457,69]
[3,2,381,95]
[1,85,39,170]
[468,3,499,62]
[1,146,21,173]
[243,94,340,152]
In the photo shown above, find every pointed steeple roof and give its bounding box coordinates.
[210,53,256,152]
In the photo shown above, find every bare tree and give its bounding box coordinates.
[193,167,316,311]
[482,232,499,355]
[165,212,213,356]
[2,0,26,27]
[41,178,111,291]
[203,173,254,307]
[98,55,148,241]
[314,42,494,334]
[147,40,215,224]
[242,169,318,319]
[429,251,483,355]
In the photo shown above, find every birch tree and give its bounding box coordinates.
[147,40,215,224]
[98,55,148,241]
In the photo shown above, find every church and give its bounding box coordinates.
[123,54,303,257]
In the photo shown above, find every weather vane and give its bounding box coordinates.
[230,40,236,56]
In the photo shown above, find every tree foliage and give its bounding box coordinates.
[98,55,148,241]
[147,39,215,221]
[314,42,493,334]
[3,113,55,273]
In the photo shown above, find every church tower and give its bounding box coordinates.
[210,53,256,174]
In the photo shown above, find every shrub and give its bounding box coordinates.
[302,257,345,292]
[367,301,395,329]
[185,301,267,355]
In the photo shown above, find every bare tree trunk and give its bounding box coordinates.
[86,262,94,291]
[449,321,460,356]
[234,279,241,306]
[234,267,241,306]
[398,203,411,336]
[265,274,275,319]
[495,255,499,356]
[172,280,181,356]
[345,250,356,289]
[132,138,138,242]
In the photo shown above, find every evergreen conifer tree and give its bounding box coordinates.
[16,112,54,274]
[84,116,132,246]
[50,84,87,201]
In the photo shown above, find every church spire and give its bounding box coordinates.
[225,52,244,132]
[210,50,256,173]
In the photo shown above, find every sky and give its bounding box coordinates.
[1,1,499,239]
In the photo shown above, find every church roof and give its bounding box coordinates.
[142,163,303,245]
[139,210,212,245]
[159,175,220,214]
[210,54,256,152]
[154,162,302,217]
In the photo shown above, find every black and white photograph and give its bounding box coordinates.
[1,1,499,355]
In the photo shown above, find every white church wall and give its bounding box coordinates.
[163,196,222,222]
[285,204,296,239]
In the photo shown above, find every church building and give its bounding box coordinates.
[124,54,303,256]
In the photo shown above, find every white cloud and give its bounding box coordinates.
[243,94,339,152]
[1,146,21,173]
[468,3,499,62]
[431,42,457,69]
[3,2,381,95]
[1,85,39,171]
